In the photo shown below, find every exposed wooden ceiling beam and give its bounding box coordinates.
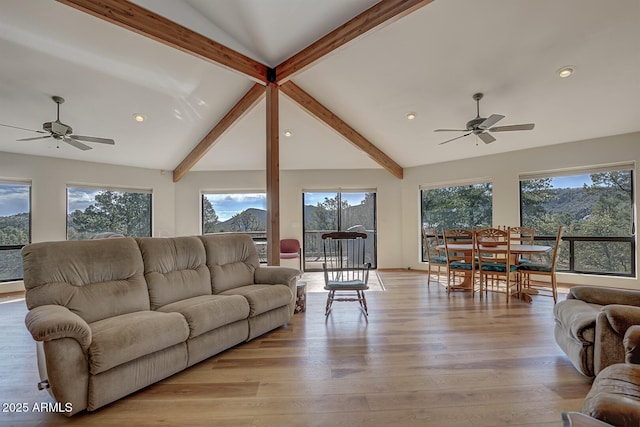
[275,0,433,82]
[56,0,269,83]
[265,84,280,265]
[281,81,403,179]
[172,84,266,182]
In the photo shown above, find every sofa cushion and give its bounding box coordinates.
[157,295,250,338]
[200,234,260,293]
[89,311,189,375]
[220,284,293,317]
[137,236,211,310]
[22,238,149,324]
[554,299,601,343]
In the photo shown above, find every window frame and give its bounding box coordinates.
[201,191,267,236]
[519,164,635,277]
[420,180,493,263]
[0,180,32,282]
[66,185,153,240]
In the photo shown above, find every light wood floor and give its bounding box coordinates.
[1,271,593,426]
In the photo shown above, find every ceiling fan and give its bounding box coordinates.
[0,96,115,151]
[435,93,534,145]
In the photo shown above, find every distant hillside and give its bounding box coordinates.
[540,187,606,221]
[0,212,29,245]
[215,208,266,232]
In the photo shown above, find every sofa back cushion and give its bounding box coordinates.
[22,238,149,324]
[137,236,211,309]
[199,234,259,293]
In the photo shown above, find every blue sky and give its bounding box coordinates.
[0,184,29,216]
[204,193,266,221]
[303,192,369,207]
[67,188,100,213]
[204,192,370,222]
[550,174,591,188]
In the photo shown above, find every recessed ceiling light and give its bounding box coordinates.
[558,66,575,78]
[133,113,146,122]
[283,130,292,137]
[406,113,417,120]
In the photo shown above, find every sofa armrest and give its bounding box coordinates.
[595,305,640,374]
[624,325,640,364]
[567,286,640,306]
[254,266,299,287]
[601,305,640,335]
[25,305,92,352]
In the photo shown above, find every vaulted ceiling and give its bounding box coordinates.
[1,0,639,179]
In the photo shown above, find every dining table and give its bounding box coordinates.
[435,242,552,302]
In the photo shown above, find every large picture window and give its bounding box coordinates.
[0,181,30,282]
[520,166,634,276]
[201,193,267,235]
[67,186,152,240]
[420,182,492,262]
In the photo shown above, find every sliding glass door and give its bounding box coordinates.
[302,191,376,271]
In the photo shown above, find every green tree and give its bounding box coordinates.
[67,190,151,240]
[422,183,492,231]
[308,196,341,231]
[0,213,29,245]
[228,210,263,232]
[202,198,219,233]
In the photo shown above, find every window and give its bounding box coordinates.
[302,191,377,270]
[202,193,267,235]
[0,181,30,282]
[420,182,492,262]
[520,166,634,276]
[67,187,152,240]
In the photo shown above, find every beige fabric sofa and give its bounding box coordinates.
[22,233,299,416]
[553,285,640,377]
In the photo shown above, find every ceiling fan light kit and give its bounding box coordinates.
[434,92,535,145]
[0,96,115,151]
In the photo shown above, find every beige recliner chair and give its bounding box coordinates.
[553,285,640,376]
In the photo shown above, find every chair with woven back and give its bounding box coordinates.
[422,226,447,286]
[475,227,519,303]
[322,231,371,317]
[517,225,564,303]
[442,228,476,294]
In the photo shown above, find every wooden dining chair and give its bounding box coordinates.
[475,227,518,303]
[442,228,476,294]
[422,227,447,286]
[507,226,535,286]
[517,225,564,303]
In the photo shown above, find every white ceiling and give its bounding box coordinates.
[0,0,638,175]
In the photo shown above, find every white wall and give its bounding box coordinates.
[1,131,638,292]
[401,131,640,289]
[0,151,175,291]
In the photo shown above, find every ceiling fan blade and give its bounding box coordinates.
[0,123,47,134]
[69,135,115,145]
[478,132,496,144]
[63,137,92,151]
[434,128,468,132]
[438,132,472,145]
[17,135,51,141]
[478,114,505,129]
[489,123,535,132]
